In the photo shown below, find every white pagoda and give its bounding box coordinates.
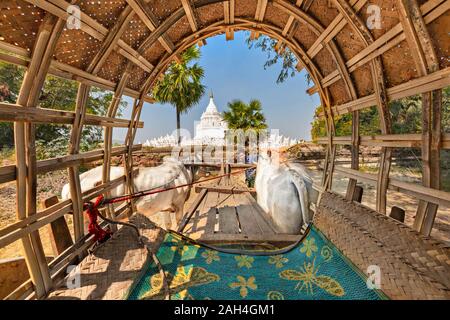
[143,91,299,148]
[193,92,228,145]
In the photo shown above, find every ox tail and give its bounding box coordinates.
[289,170,311,225]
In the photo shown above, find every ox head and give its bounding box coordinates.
[257,149,283,168]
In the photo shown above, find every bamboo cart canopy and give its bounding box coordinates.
[0,0,448,106]
[0,0,449,300]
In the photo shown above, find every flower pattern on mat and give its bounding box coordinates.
[300,238,318,257]
[320,245,333,262]
[202,250,220,264]
[280,258,344,297]
[267,291,285,300]
[235,255,254,269]
[229,276,257,298]
[268,255,289,268]
[129,228,383,300]
[141,266,220,300]
[170,239,190,256]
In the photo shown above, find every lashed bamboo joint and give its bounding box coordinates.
[0,0,448,300]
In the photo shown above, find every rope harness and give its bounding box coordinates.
[82,164,257,244]
[82,195,112,243]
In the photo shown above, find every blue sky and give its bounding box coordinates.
[114,31,320,144]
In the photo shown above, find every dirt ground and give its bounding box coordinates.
[1,158,449,260]
[0,169,71,259]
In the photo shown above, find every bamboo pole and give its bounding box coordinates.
[13,14,65,297]
[121,73,153,216]
[414,91,441,234]
[23,0,154,73]
[102,72,130,226]
[123,99,140,214]
[331,0,393,214]
[0,102,145,127]
[323,68,450,117]
[68,84,90,240]
[346,110,360,200]
[0,144,142,185]
[396,0,442,236]
[419,89,442,235]
[321,89,336,190]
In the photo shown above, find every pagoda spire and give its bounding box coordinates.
[209,90,213,99]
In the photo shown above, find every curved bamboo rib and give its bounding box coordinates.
[331,0,392,214]
[308,0,448,97]
[272,0,358,103]
[396,0,442,235]
[14,13,66,299]
[4,1,446,112]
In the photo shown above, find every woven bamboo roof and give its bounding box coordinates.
[0,0,448,106]
[0,0,449,300]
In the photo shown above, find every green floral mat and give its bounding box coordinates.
[126,226,386,300]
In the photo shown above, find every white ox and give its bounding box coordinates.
[61,157,192,229]
[254,152,318,234]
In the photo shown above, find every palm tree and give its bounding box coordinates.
[223,99,268,168]
[152,46,205,144]
[223,99,268,131]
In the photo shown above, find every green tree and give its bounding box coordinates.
[390,95,422,134]
[310,88,450,140]
[36,78,125,157]
[0,83,15,148]
[246,34,313,85]
[36,75,78,143]
[0,62,24,149]
[223,99,268,171]
[359,107,381,136]
[223,99,268,131]
[152,46,205,144]
[0,61,126,156]
[310,107,356,140]
[0,62,24,148]
[310,106,327,140]
[0,62,24,102]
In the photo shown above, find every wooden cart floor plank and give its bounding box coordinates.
[183,174,291,243]
[203,190,220,231]
[218,206,239,234]
[243,193,280,233]
[205,207,218,234]
[235,204,264,234]
[214,187,238,232]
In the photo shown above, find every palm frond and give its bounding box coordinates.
[223,99,268,131]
